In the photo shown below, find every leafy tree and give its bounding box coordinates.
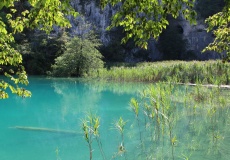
[0,0,77,98]
[17,31,70,75]
[51,33,104,77]
[101,0,197,49]
[203,0,230,61]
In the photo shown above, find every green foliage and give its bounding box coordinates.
[80,82,230,159]
[130,98,139,117]
[82,113,106,160]
[17,31,70,75]
[0,0,78,98]
[94,61,230,85]
[101,0,228,62]
[101,0,197,49]
[115,117,127,134]
[202,1,230,61]
[114,117,127,158]
[51,33,104,77]
[0,18,31,98]
[5,0,78,34]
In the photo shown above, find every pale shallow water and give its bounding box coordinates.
[0,77,230,160]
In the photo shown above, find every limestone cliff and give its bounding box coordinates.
[68,0,220,61]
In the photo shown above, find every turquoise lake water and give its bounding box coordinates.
[0,77,230,160]
[0,77,150,160]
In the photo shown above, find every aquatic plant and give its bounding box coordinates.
[113,117,127,160]
[79,81,230,159]
[82,113,106,160]
[91,61,230,85]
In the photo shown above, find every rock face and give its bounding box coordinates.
[70,0,115,45]
[69,0,220,61]
[178,19,221,60]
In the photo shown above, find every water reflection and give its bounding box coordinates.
[51,78,151,117]
[1,77,230,160]
[51,79,102,119]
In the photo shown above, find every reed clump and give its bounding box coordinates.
[81,82,230,159]
[93,61,230,85]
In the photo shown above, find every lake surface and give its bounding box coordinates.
[0,77,230,160]
[0,77,150,160]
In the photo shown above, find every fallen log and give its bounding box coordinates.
[171,82,230,89]
[9,126,80,135]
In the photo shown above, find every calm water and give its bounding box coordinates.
[0,77,149,160]
[0,77,230,160]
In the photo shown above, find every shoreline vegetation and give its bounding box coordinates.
[50,60,229,159]
[87,60,230,85]
[5,60,230,159]
[80,81,230,160]
[80,60,230,159]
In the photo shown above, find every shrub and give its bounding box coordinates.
[51,33,104,77]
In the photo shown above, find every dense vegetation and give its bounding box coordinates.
[93,61,230,85]
[51,33,104,77]
[0,0,229,99]
[0,0,77,98]
[0,1,229,159]
[81,82,230,160]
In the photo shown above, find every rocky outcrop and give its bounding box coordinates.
[70,0,115,45]
[179,19,221,60]
[69,0,220,61]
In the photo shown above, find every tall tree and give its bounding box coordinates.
[51,32,104,77]
[0,0,78,98]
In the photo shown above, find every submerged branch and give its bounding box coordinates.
[9,126,80,135]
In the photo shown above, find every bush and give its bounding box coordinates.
[51,34,104,77]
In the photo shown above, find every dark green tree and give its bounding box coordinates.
[51,33,104,77]
[17,31,70,75]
